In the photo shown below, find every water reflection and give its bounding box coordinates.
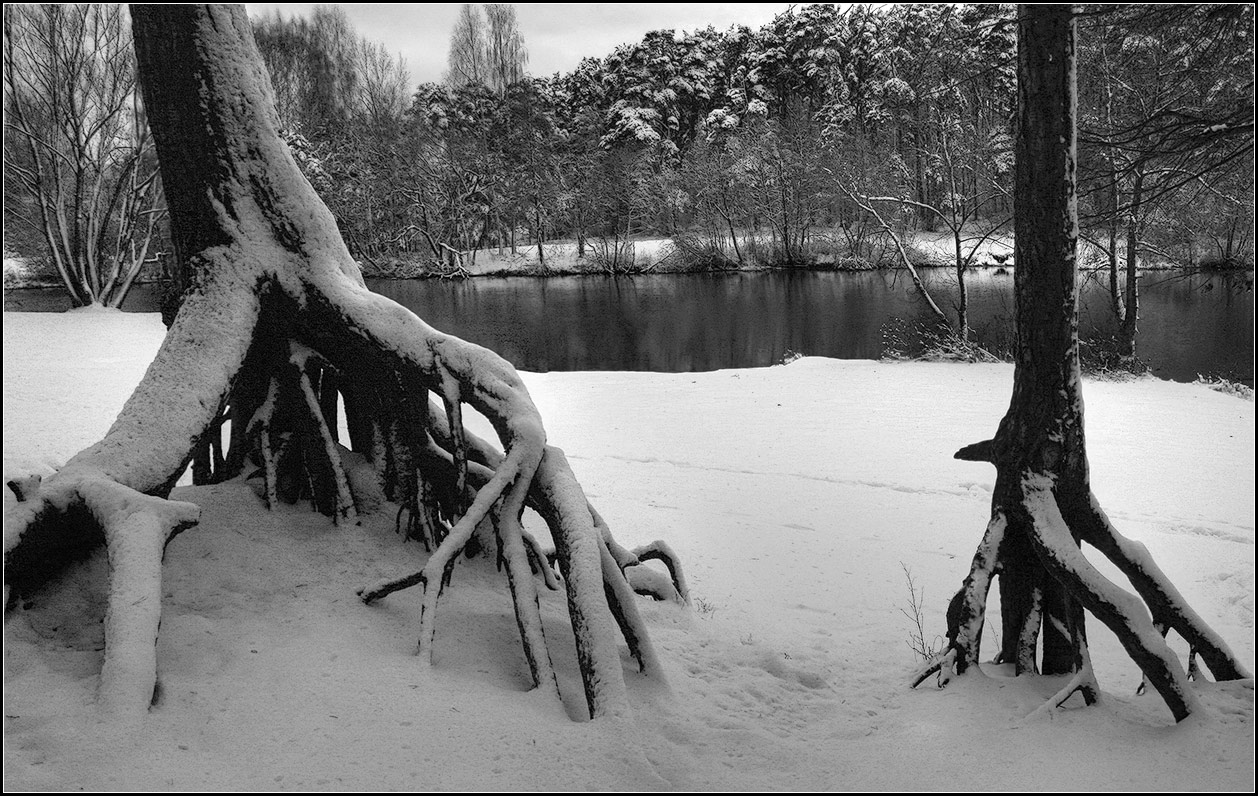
[4,269,1252,383]
[368,269,1254,383]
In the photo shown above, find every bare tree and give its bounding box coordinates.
[1078,4,1255,359]
[445,4,488,88]
[2,3,164,308]
[357,40,409,129]
[251,6,363,136]
[484,4,528,95]
[446,4,527,95]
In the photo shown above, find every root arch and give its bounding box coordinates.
[2,4,683,721]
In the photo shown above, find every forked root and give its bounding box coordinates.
[6,472,200,714]
[1022,475,1198,722]
[912,511,1005,690]
[1026,636,1100,720]
[914,469,1208,722]
[911,648,957,689]
[1136,623,1201,696]
[496,477,560,695]
[1074,492,1250,682]
[628,541,690,604]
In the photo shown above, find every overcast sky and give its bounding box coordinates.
[244,4,805,85]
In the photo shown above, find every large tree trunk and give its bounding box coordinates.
[912,5,1248,723]
[3,4,684,720]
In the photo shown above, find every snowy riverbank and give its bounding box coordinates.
[3,309,1254,790]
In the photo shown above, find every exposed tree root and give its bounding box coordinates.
[627,540,691,604]
[6,468,200,714]
[1021,475,1197,721]
[1073,494,1249,682]
[913,511,1004,689]
[2,4,679,721]
[7,271,679,718]
[1137,624,1201,696]
[915,465,1239,722]
[911,649,958,690]
[1025,632,1100,721]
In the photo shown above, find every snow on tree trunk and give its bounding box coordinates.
[2,4,683,720]
[913,5,1249,723]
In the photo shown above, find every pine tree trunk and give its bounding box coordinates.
[915,5,1249,723]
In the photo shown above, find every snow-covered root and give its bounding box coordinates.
[421,397,672,691]
[599,541,666,677]
[357,442,536,599]
[1021,473,1199,722]
[359,428,665,717]
[627,540,690,604]
[97,492,199,713]
[348,378,572,703]
[521,530,560,591]
[1072,492,1251,682]
[911,648,958,689]
[1136,623,1201,696]
[389,437,452,551]
[242,340,363,524]
[5,473,199,714]
[912,510,1005,688]
[531,446,636,718]
[1010,584,1044,675]
[291,345,356,526]
[1025,630,1100,721]
[248,378,282,510]
[592,512,688,604]
[497,478,561,696]
[4,268,258,714]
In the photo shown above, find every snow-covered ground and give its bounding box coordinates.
[2,257,38,288]
[458,230,1011,274]
[3,309,1254,790]
[459,238,676,275]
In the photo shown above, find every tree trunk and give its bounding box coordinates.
[914,5,1248,723]
[953,229,970,342]
[1119,172,1143,359]
[3,4,684,720]
[535,205,545,267]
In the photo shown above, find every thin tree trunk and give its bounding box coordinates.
[1120,172,1143,359]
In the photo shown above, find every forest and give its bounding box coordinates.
[5,4,1253,285]
[251,3,1254,279]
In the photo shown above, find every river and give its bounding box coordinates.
[5,268,1253,384]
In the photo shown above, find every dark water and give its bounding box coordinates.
[3,282,168,313]
[367,269,1255,384]
[5,269,1253,383]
